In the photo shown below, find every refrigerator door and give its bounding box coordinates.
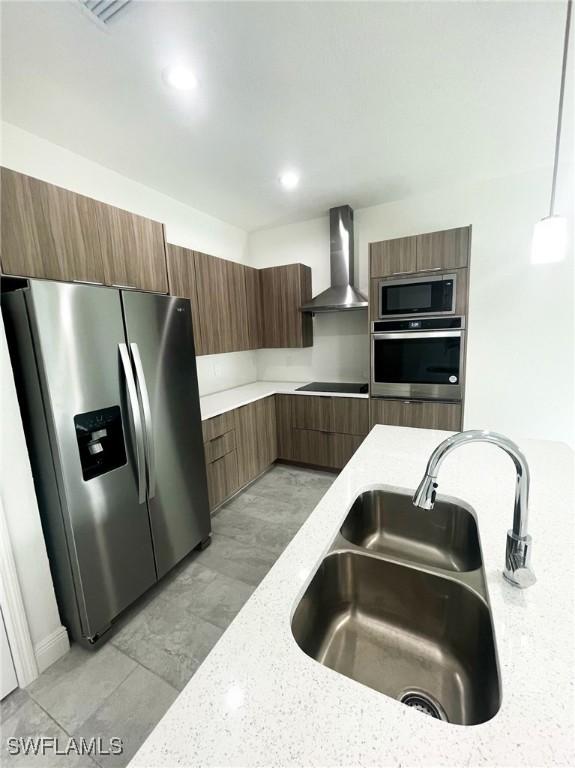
[25,281,157,639]
[122,291,210,578]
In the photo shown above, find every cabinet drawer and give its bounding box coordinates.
[292,428,364,470]
[329,433,365,469]
[292,428,330,467]
[204,430,235,464]
[370,399,462,431]
[206,450,239,510]
[293,395,332,432]
[202,411,235,442]
[331,398,369,436]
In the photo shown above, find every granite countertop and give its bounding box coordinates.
[199,381,369,421]
[131,426,574,767]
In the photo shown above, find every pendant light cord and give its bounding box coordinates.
[550,0,572,216]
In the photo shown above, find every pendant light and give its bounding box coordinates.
[532,0,572,264]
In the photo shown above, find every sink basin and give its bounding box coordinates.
[340,489,481,572]
[292,551,500,726]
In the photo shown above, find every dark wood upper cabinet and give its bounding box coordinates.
[369,226,471,279]
[1,168,168,293]
[192,251,251,355]
[260,264,313,348]
[166,244,204,355]
[370,236,417,278]
[1,167,104,283]
[94,201,167,293]
[244,266,263,349]
[416,226,470,272]
[226,259,250,352]
[193,250,230,355]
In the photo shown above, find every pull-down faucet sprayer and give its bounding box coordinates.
[412,430,536,588]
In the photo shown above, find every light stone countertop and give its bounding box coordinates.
[199,380,369,421]
[131,425,574,767]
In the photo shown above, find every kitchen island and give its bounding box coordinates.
[130,425,574,767]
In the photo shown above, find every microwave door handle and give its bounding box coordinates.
[119,343,146,504]
[130,343,156,500]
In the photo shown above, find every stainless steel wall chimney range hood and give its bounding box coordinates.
[300,205,368,313]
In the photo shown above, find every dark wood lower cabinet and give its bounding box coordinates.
[293,429,364,470]
[329,433,365,469]
[234,397,277,487]
[202,393,460,511]
[206,451,239,510]
[370,399,462,431]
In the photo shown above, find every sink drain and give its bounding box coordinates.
[399,691,448,722]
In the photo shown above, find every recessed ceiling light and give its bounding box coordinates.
[162,65,198,91]
[279,171,300,190]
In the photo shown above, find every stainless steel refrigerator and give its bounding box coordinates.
[3,279,211,646]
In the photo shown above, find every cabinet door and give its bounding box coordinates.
[95,202,167,292]
[416,227,470,272]
[234,397,277,487]
[1,167,104,283]
[370,236,417,278]
[260,264,313,348]
[329,433,364,469]
[276,395,295,460]
[332,398,369,436]
[206,451,239,510]
[293,395,332,432]
[245,266,263,349]
[166,244,204,354]
[227,260,250,351]
[193,251,232,354]
[257,396,278,469]
[292,428,331,467]
[234,402,260,487]
[370,399,462,431]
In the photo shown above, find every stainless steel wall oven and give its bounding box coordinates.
[371,317,465,401]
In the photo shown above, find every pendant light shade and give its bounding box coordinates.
[532,215,568,264]
[531,0,572,265]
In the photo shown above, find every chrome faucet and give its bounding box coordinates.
[412,430,536,588]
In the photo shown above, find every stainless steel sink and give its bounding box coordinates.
[292,551,500,726]
[340,489,481,572]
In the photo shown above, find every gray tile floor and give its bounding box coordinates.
[0,464,334,768]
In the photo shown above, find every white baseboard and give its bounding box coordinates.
[34,626,69,673]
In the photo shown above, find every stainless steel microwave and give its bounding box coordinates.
[378,273,456,319]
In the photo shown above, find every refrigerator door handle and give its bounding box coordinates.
[130,342,156,500]
[119,343,146,504]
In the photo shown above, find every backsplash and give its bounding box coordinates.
[196,350,258,396]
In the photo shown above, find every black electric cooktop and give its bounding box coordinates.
[296,381,369,394]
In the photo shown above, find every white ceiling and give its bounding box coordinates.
[1,1,571,231]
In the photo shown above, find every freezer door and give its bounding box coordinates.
[122,291,210,578]
[25,281,157,639]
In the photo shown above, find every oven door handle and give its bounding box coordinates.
[372,330,463,341]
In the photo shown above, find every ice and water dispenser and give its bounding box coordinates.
[74,406,127,480]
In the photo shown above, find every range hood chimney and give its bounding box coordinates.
[300,205,368,313]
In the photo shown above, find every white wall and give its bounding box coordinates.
[1,319,69,672]
[249,164,574,446]
[0,122,257,397]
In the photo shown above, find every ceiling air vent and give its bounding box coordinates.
[78,0,132,26]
